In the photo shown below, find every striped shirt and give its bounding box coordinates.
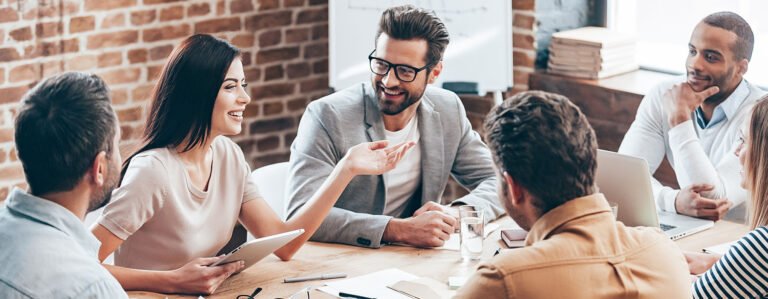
[693,226,768,299]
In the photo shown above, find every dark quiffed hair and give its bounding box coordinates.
[15,72,116,196]
[376,5,450,67]
[702,11,754,61]
[121,34,240,183]
[484,91,597,214]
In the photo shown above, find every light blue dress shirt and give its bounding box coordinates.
[694,79,749,129]
[0,188,126,299]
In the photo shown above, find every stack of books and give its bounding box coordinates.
[547,27,638,79]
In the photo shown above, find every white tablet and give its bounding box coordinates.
[211,229,304,272]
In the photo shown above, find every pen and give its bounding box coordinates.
[339,291,376,299]
[283,272,347,283]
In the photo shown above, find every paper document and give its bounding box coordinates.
[484,223,500,238]
[703,241,736,255]
[439,233,461,251]
[318,268,419,299]
[389,277,454,299]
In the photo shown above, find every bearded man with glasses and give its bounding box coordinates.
[286,4,504,249]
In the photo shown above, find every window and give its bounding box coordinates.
[607,0,768,87]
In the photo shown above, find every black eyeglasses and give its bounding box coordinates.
[237,287,262,299]
[368,49,431,82]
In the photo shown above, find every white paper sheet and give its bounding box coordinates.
[318,268,419,299]
[703,241,736,255]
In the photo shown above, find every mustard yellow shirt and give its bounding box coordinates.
[455,193,691,299]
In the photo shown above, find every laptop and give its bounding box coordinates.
[596,150,713,240]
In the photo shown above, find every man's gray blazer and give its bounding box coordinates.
[286,82,504,248]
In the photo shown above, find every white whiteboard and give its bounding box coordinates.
[329,0,514,95]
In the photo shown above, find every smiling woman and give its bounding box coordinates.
[211,58,249,137]
[88,34,415,296]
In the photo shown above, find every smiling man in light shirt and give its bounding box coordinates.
[286,5,503,248]
[619,12,765,221]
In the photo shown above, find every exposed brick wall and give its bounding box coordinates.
[509,0,536,94]
[0,0,329,201]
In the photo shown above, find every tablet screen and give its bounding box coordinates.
[211,229,304,271]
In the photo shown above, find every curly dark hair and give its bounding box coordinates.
[484,91,597,214]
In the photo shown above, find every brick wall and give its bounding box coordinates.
[509,0,536,94]
[0,0,329,201]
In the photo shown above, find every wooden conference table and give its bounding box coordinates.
[128,218,750,298]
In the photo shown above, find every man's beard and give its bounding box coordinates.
[378,91,421,115]
[87,160,119,212]
[707,66,735,104]
[689,66,736,104]
[373,77,426,115]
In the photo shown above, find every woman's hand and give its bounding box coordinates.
[167,256,244,295]
[258,140,415,260]
[684,251,721,275]
[341,140,416,176]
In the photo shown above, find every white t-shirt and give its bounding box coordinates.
[383,116,421,217]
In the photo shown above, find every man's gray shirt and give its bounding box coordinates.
[286,82,504,248]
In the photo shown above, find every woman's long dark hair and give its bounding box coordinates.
[120,34,240,184]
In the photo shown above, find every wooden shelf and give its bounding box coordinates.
[532,69,678,97]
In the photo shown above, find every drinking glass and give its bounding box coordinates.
[459,206,484,261]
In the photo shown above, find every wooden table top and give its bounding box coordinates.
[128,218,750,298]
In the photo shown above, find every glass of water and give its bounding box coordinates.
[459,205,484,261]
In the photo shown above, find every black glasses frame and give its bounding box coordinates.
[237,286,263,299]
[367,49,431,82]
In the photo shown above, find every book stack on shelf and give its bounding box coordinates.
[548,26,638,79]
